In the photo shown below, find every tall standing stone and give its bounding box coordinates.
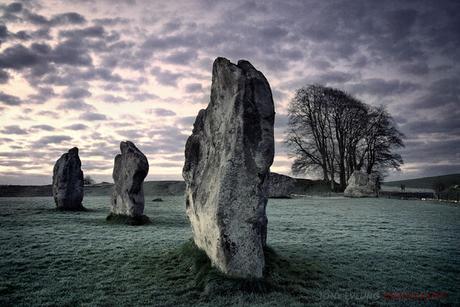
[52,147,84,210]
[183,57,275,278]
[108,141,149,224]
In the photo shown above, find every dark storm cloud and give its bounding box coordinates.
[0,44,40,69]
[50,12,86,25]
[400,138,460,163]
[0,125,28,134]
[348,78,420,97]
[93,17,130,26]
[0,24,7,39]
[283,71,356,92]
[0,41,92,71]
[151,108,176,117]
[101,94,126,103]
[411,164,460,178]
[0,91,21,105]
[116,129,144,140]
[5,2,22,13]
[36,110,58,117]
[79,112,108,121]
[27,87,56,104]
[20,9,86,26]
[185,83,202,93]
[63,87,92,99]
[142,33,199,52]
[65,123,88,130]
[59,100,94,111]
[30,124,55,131]
[412,77,460,109]
[51,39,93,66]
[151,66,182,86]
[403,113,460,135]
[275,113,289,129]
[175,116,196,129]
[162,153,184,162]
[150,161,183,168]
[130,92,159,102]
[34,135,72,146]
[22,10,48,25]
[400,62,429,75]
[0,70,8,83]
[163,50,198,65]
[59,26,105,39]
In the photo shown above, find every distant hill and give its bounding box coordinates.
[0,181,185,198]
[0,176,330,198]
[83,181,186,197]
[384,173,460,190]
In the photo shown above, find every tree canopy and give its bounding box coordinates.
[286,84,404,191]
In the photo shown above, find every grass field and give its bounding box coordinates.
[0,196,459,306]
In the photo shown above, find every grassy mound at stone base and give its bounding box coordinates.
[155,240,321,302]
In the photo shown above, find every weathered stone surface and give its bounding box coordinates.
[52,147,84,210]
[109,141,149,222]
[183,57,275,278]
[266,172,296,198]
[344,170,378,197]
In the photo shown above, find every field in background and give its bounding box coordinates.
[0,196,459,305]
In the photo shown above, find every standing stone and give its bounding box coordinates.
[52,147,84,210]
[108,141,149,224]
[183,57,275,278]
[344,170,378,197]
[266,172,296,198]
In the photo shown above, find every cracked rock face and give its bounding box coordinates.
[344,170,378,197]
[110,141,149,217]
[52,147,84,210]
[183,57,275,278]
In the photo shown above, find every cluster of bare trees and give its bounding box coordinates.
[286,85,404,191]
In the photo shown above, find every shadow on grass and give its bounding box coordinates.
[153,240,322,303]
[106,213,151,226]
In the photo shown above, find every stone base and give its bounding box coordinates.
[106,213,150,225]
[155,240,318,296]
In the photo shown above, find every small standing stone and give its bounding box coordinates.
[344,170,378,197]
[108,141,149,225]
[52,147,84,210]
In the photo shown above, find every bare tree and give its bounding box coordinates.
[286,84,404,191]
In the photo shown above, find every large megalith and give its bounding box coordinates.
[344,170,378,197]
[107,141,150,225]
[52,147,84,210]
[183,57,275,278]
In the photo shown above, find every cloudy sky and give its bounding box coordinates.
[0,0,459,185]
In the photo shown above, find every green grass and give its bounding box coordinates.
[0,195,459,306]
